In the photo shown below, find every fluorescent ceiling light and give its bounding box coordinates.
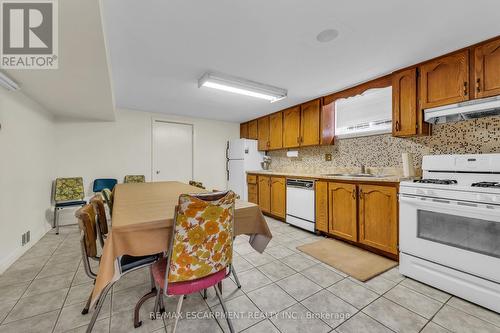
[199,72,287,102]
[0,71,20,91]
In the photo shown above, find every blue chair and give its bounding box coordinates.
[92,178,117,193]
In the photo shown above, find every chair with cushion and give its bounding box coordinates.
[189,180,205,189]
[89,195,109,247]
[77,204,160,332]
[124,175,146,183]
[101,188,114,216]
[133,191,237,332]
[53,177,86,234]
[92,178,117,193]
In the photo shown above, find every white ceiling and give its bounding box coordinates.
[5,0,115,121]
[101,0,500,123]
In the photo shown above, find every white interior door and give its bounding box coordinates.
[153,121,193,182]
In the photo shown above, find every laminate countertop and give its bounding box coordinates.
[247,170,411,183]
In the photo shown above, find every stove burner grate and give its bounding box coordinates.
[413,179,458,185]
[471,182,500,188]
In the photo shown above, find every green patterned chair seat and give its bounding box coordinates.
[124,175,146,183]
[54,177,85,202]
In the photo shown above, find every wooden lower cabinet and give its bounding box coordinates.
[315,180,399,257]
[248,183,258,204]
[315,181,328,233]
[270,177,286,218]
[358,184,398,255]
[257,176,271,213]
[254,175,286,219]
[328,182,358,242]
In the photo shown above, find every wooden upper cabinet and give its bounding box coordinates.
[258,176,271,213]
[270,177,286,218]
[300,99,320,146]
[474,38,500,99]
[269,112,283,150]
[283,106,301,148]
[328,182,358,242]
[320,102,335,145]
[257,116,270,151]
[392,68,418,137]
[240,123,248,139]
[247,120,258,140]
[315,181,328,233]
[358,184,398,255]
[419,50,469,109]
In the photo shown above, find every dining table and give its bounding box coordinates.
[90,181,273,306]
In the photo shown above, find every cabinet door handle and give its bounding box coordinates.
[395,121,400,131]
[463,81,468,96]
[358,188,363,200]
[352,189,356,200]
[476,78,481,93]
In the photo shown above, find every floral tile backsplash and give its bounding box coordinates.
[267,116,500,175]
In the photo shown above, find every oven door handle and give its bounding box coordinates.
[399,194,499,212]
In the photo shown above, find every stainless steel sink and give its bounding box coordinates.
[322,173,378,178]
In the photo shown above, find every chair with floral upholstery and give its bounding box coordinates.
[53,177,86,234]
[133,191,237,332]
[124,175,146,183]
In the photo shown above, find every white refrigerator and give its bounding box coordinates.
[226,139,264,201]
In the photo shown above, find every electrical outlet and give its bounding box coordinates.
[21,231,31,246]
[325,153,332,161]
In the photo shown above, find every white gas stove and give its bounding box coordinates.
[399,153,500,313]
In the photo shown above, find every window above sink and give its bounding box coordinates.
[335,86,392,139]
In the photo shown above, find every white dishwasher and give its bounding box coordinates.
[286,179,315,232]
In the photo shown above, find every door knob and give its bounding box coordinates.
[156,170,160,174]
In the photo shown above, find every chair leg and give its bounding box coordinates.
[172,295,184,333]
[81,291,92,314]
[159,291,165,313]
[218,281,223,293]
[153,288,161,314]
[52,207,57,228]
[214,286,234,333]
[134,288,158,328]
[232,266,241,289]
[55,208,60,235]
[86,283,112,333]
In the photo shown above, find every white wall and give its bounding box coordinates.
[0,104,238,271]
[0,90,55,272]
[54,108,239,196]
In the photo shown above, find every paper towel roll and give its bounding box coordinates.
[402,152,415,177]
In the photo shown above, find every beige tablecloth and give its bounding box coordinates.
[91,181,272,305]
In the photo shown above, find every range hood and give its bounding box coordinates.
[424,95,500,124]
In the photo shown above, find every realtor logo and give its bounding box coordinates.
[1,0,58,69]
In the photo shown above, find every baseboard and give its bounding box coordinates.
[0,222,52,274]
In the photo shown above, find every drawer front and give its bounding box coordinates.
[247,174,257,184]
[248,193,258,205]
